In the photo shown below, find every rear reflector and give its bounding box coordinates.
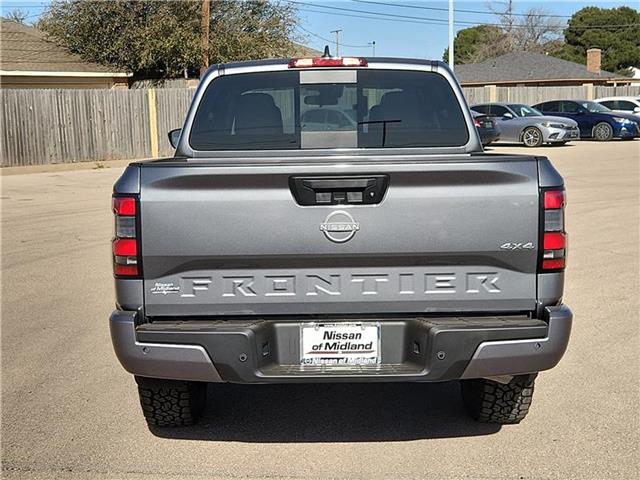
[114,264,139,276]
[113,238,137,257]
[542,258,565,270]
[113,197,136,216]
[288,57,367,68]
[544,190,565,209]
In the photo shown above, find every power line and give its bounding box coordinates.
[296,24,369,48]
[289,1,449,24]
[296,7,448,27]
[289,1,640,30]
[351,0,573,19]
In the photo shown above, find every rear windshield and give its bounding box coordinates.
[189,69,469,150]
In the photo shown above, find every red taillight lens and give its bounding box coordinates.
[473,119,481,128]
[113,238,137,256]
[113,197,136,216]
[543,232,566,250]
[540,188,567,272]
[544,190,565,209]
[288,57,367,68]
[112,196,139,277]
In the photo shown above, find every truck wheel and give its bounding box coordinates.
[592,122,613,141]
[135,376,207,427]
[460,375,535,424]
[522,127,544,147]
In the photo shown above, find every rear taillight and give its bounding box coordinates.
[288,57,367,68]
[112,196,140,277]
[540,189,567,272]
[473,118,481,128]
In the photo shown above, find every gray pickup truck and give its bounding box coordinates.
[110,55,572,428]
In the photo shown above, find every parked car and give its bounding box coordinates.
[595,96,640,118]
[471,103,580,147]
[110,55,572,428]
[301,107,357,131]
[532,99,640,141]
[471,110,500,145]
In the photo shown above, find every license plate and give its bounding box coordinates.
[300,323,380,366]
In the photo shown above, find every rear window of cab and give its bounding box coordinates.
[189,70,470,150]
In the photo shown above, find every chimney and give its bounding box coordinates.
[587,48,601,75]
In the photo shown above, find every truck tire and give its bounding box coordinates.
[135,376,207,427]
[460,375,535,424]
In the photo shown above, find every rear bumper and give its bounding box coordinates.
[110,305,572,383]
[479,129,500,145]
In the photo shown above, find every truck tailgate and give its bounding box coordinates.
[140,156,539,316]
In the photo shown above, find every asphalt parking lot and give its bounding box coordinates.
[2,140,639,480]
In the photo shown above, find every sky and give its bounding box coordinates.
[1,0,637,60]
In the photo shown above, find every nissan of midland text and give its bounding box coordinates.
[110,54,572,428]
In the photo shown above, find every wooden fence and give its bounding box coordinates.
[1,88,193,167]
[463,85,640,104]
[2,84,639,167]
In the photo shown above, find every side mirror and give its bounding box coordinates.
[633,106,640,113]
[502,112,513,119]
[168,128,182,149]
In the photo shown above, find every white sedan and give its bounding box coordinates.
[595,96,640,118]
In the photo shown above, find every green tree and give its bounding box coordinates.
[38,0,297,78]
[552,6,640,74]
[443,7,562,65]
[443,25,508,64]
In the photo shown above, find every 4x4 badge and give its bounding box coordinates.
[320,210,360,243]
[500,242,535,250]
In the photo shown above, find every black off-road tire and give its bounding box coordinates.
[135,376,207,427]
[461,375,536,424]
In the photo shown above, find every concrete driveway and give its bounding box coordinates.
[2,140,638,479]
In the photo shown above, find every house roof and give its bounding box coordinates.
[455,51,620,85]
[291,42,323,58]
[0,19,130,77]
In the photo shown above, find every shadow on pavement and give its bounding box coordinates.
[150,381,500,442]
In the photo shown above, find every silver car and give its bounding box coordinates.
[595,96,640,118]
[471,103,580,147]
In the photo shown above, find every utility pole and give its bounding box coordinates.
[448,0,454,70]
[368,40,376,57]
[330,29,342,57]
[200,0,210,76]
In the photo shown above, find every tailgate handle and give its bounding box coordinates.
[290,175,389,206]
